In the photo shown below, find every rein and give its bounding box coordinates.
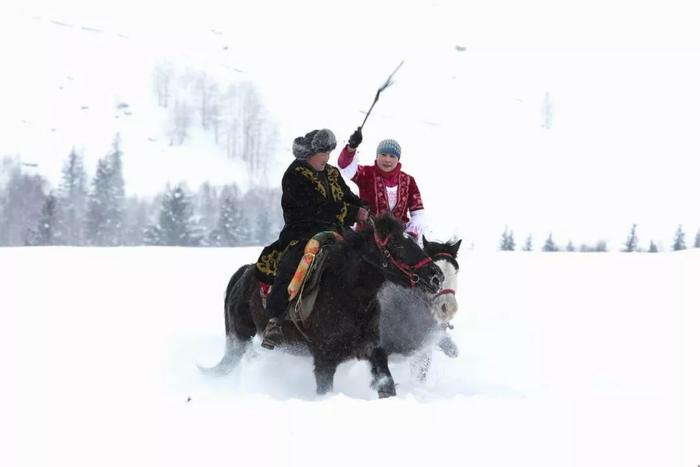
[372,229,433,288]
[360,216,434,289]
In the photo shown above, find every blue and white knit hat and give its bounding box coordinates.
[376,139,401,159]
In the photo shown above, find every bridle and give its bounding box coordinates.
[431,251,457,298]
[368,228,435,289]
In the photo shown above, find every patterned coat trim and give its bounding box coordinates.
[352,165,423,224]
[328,169,348,224]
[295,166,327,197]
[255,160,365,283]
[256,239,300,282]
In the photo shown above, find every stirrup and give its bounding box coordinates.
[261,318,283,350]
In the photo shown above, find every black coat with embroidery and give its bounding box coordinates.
[255,159,366,282]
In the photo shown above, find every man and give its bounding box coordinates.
[255,128,369,349]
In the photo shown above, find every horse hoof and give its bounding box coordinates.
[373,376,397,398]
[438,336,459,358]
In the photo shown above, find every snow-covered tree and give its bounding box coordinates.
[672,225,686,251]
[565,240,575,252]
[195,182,220,233]
[623,224,639,252]
[209,195,248,246]
[222,82,279,181]
[32,192,63,245]
[648,240,659,253]
[0,165,46,246]
[123,196,154,246]
[146,185,202,246]
[542,233,558,252]
[499,227,515,251]
[152,62,174,108]
[522,234,533,251]
[253,207,274,246]
[168,98,192,145]
[694,229,700,248]
[240,187,282,246]
[57,148,87,245]
[84,135,126,246]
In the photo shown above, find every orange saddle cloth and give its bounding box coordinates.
[287,231,342,306]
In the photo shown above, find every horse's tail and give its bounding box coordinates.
[197,335,243,376]
[198,264,255,376]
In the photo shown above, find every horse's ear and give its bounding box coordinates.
[422,236,436,255]
[372,214,394,240]
[449,239,462,257]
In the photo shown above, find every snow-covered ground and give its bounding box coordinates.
[2,247,698,466]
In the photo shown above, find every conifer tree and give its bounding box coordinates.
[623,224,639,252]
[543,233,558,252]
[0,166,46,246]
[210,195,248,246]
[58,148,87,245]
[672,225,686,251]
[499,227,515,251]
[33,192,63,245]
[148,185,202,246]
[84,135,126,245]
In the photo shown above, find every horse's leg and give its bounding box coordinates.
[409,351,431,382]
[368,347,397,398]
[313,357,337,395]
[437,333,459,358]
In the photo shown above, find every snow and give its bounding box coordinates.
[2,246,698,466]
[2,8,700,248]
[1,3,699,463]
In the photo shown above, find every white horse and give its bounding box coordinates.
[379,237,461,381]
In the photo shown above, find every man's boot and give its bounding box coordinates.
[261,317,284,350]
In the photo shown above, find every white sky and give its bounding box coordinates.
[1,0,699,249]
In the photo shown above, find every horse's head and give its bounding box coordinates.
[423,236,462,323]
[367,215,444,294]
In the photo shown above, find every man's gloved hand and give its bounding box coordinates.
[348,127,363,149]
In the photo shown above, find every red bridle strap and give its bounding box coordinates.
[434,288,455,297]
[373,230,434,288]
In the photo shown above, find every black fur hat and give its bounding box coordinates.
[292,128,337,159]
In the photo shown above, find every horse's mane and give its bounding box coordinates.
[319,214,408,276]
[423,236,461,270]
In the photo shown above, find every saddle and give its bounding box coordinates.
[285,231,342,324]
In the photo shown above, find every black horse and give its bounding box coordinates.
[202,215,444,398]
[379,237,462,380]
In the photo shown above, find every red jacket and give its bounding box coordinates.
[338,145,424,224]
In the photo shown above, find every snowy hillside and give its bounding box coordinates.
[0,14,267,196]
[3,10,700,248]
[2,247,698,466]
